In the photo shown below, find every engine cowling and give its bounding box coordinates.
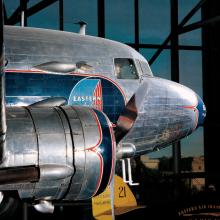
[0,106,115,201]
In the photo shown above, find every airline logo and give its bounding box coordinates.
[68,79,103,111]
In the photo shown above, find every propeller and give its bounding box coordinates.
[114,81,148,144]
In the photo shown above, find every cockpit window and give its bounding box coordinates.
[139,61,153,76]
[114,58,139,79]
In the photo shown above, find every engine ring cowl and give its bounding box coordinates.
[2,106,115,201]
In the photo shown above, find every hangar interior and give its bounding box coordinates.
[2,0,220,219]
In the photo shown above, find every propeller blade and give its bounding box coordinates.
[114,81,148,143]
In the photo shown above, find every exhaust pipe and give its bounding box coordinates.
[0,0,6,163]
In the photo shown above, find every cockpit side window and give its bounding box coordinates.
[139,61,153,76]
[114,58,139,79]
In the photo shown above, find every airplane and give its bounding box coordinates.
[0,1,206,218]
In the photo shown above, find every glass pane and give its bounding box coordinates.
[140,49,171,79]
[64,0,98,36]
[178,0,201,25]
[28,0,41,8]
[114,58,139,79]
[181,127,204,159]
[180,50,204,169]
[178,0,201,46]
[4,0,20,18]
[139,0,170,44]
[28,1,59,30]
[148,146,172,159]
[105,0,134,43]
[179,29,201,46]
[179,51,202,97]
[140,48,157,61]
[139,60,153,76]
[151,50,171,80]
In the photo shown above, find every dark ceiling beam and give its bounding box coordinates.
[127,43,202,50]
[6,0,58,25]
[179,15,220,34]
[134,0,139,51]
[59,0,63,31]
[149,0,206,66]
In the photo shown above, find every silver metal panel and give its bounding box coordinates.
[61,106,86,200]
[74,107,101,199]
[74,106,100,150]
[54,107,73,167]
[27,107,72,199]
[2,107,38,167]
[122,77,199,155]
[4,26,147,102]
[77,152,101,199]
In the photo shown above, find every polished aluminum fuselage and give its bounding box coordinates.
[0,26,204,201]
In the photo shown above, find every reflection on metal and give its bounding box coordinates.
[34,61,93,73]
[34,200,54,214]
[40,164,74,181]
[0,166,39,185]
[0,106,114,201]
[121,158,139,186]
[29,97,67,107]
[76,61,93,71]
[0,191,3,204]
[116,143,136,159]
[34,61,77,73]
[0,18,206,207]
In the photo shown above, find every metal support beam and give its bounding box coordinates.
[149,0,206,65]
[170,0,181,175]
[170,0,179,83]
[134,0,139,51]
[3,2,7,22]
[97,0,105,37]
[6,0,58,25]
[59,0,63,31]
[0,0,6,163]
[180,15,220,34]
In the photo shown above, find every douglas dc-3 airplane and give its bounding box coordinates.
[0,1,206,218]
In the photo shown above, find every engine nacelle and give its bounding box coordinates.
[0,106,115,201]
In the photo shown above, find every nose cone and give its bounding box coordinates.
[197,95,206,127]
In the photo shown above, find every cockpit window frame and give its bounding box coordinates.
[113,58,139,80]
[139,60,153,77]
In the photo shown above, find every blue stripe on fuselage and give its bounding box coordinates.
[5,72,125,123]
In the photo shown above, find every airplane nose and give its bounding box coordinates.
[196,95,206,127]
